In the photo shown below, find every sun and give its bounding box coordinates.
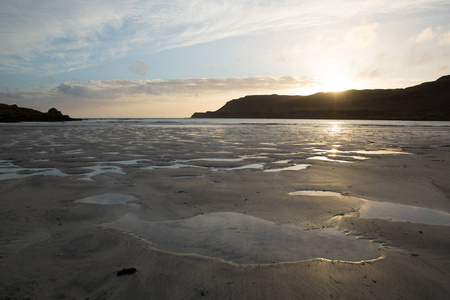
[283,64,364,96]
[320,69,355,92]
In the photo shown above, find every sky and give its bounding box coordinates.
[0,0,449,118]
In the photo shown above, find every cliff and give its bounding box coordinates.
[0,103,80,122]
[192,75,450,120]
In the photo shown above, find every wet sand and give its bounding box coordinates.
[1,121,449,299]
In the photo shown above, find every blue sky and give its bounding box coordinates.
[1,0,449,117]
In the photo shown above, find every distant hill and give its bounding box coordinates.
[192,75,450,120]
[0,103,80,122]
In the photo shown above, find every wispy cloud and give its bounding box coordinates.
[1,0,445,75]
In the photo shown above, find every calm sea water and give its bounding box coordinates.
[43,118,450,127]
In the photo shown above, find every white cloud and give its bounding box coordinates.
[409,26,450,46]
[439,31,450,45]
[410,27,436,43]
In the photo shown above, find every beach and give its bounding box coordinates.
[1,119,449,299]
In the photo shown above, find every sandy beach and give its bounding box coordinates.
[1,119,449,299]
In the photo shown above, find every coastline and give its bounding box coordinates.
[0,103,80,123]
[192,75,450,121]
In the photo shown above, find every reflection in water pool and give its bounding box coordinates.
[263,164,311,172]
[224,164,264,171]
[0,160,68,180]
[307,156,352,163]
[351,150,410,155]
[81,165,125,181]
[290,190,450,226]
[76,194,141,207]
[145,164,206,170]
[359,200,450,226]
[177,157,245,163]
[289,190,342,197]
[101,212,380,264]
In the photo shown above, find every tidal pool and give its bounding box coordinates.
[351,150,410,155]
[81,165,125,181]
[76,194,141,207]
[145,164,206,170]
[101,212,380,264]
[224,164,265,171]
[290,190,450,226]
[145,162,308,172]
[274,160,292,164]
[99,159,149,165]
[0,160,68,180]
[177,157,245,163]
[359,200,450,226]
[289,190,342,197]
[263,164,311,172]
[307,156,352,163]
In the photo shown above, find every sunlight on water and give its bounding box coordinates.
[352,150,410,155]
[290,190,450,226]
[359,200,450,226]
[328,122,343,135]
[307,156,351,163]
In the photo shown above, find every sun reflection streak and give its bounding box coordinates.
[329,148,338,156]
[328,122,342,135]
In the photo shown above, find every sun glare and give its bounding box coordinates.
[328,122,342,135]
[320,71,354,92]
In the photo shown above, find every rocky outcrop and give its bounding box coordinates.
[192,75,450,120]
[0,103,80,122]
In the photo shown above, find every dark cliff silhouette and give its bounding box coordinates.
[0,103,80,122]
[192,75,450,120]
